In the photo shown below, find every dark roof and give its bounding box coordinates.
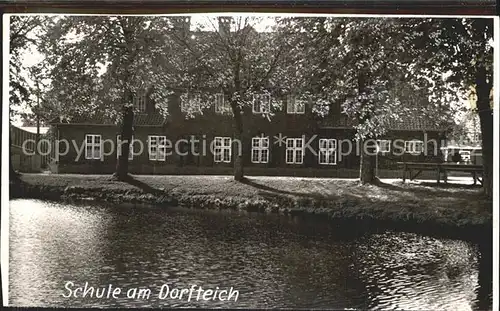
[319,116,357,129]
[49,113,166,126]
[386,117,449,132]
[320,115,450,132]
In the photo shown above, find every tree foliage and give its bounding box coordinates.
[164,16,309,180]
[164,17,293,108]
[37,16,188,178]
[282,18,458,139]
[277,17,463,183]
[404,18,494,198]
[38,16,179,122]
[9,16,48,116]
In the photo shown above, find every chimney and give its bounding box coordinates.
[218,17,231,35]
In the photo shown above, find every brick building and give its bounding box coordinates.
[48,90,448,177]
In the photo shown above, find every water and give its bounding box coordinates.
[9,199,481,309]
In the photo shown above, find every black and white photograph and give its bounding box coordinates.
[2,11,498,310]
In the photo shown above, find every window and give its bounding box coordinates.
[251,137,269,163]
[181,93,201,113]
[318,139,337,165]
[376,140,391,153]
[286,138,304,164]
[215,93,230,114]
[134,90,147,112]
[117,135,134,160]
[405,140,424,155]
[459,150,471,163]
[149,135,167,161]
[252,94,270,114]
[214,137,231,163]
[85,134,102,160]
[286,95,306,114]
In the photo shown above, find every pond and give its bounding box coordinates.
[9,199,482,309]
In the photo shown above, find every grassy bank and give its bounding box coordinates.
[10,173,492,241]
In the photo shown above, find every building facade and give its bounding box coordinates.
[48,91,448,177]
[10,125,51,172]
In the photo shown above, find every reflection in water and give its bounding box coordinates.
[9,199,480,309]
[353,233,479,310]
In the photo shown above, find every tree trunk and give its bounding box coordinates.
[359,139,376,184]
[115,105,134,180]
[233,103,244,181]
[475,66,493,199]
[234,154,244,181]
[114,17,136,181]
[356,71,377,184]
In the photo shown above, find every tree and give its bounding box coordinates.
[402,18,494,309]
[8,15,49,181]
[165,16,300,181]
[9,16,47,110]
[279,17,456,184]
[38,16,176,180]
[405,18,494,198]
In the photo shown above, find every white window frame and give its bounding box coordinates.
[376,140,391,153]
[134,90,146,112]
[251,136,269,163]
[405,140,424,155]
[318,138,337,165]
[286,95,306,114]
[85,134,102,160]
[252,93,270,114]
[214,93,230,114]
[181,93,202,113]
[214,136,232,163]
[117,135,134,160]
[148,135,167,161]
[286,137,304,164]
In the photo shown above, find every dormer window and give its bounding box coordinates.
[215,93,231,114]
[134,90,147,112]
[252,93,270,114]
[286,95,306,114]
[181,93,202,113]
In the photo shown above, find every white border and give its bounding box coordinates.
[1,13,499,309]
[2,14,10,307]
